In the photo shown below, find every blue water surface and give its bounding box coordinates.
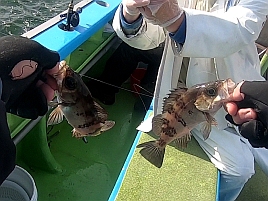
[0,0,80,37]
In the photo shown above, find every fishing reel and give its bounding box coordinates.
[58,0,82,31]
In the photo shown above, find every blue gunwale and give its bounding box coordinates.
[24,0,121,60]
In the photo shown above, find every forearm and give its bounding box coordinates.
[113,5,166,50]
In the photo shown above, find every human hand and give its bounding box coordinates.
[225,81,268,148]
[225,82,256,124]
[122,0,150,23]
[139,0,184,31]
[0,35,60,119]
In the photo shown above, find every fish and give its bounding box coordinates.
[137,79,236,168]
[47,61,115,139]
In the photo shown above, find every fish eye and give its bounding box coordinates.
[64,77,77,90]
[206,87,217,96]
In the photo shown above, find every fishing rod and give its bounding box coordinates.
[58,0,82,31]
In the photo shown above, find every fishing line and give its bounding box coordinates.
[213,58,220,80]
[133,83,154,111]
[80,74,155,98]
[81,74,158,113]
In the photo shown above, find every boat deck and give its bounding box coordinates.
[16,84,145,201]
[8,0,268,198]
[114,111,218,201]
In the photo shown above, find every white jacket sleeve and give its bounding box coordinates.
[181,0,268,58]
[112,5,166,50]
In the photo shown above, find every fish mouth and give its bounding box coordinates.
[214,78,236,102]
[53,61,69,92]
[52,61,67,78]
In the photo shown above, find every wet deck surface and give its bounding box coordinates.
[17,88,145,201]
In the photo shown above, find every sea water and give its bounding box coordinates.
[0,0,80,37]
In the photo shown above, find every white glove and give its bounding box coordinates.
[140,0,183,28]
[122,0,150,16]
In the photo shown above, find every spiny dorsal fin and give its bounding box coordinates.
[162,87,188,112]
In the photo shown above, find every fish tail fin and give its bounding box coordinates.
[137,141,165,168]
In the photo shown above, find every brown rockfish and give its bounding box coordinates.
[47,61,115,139]
[137,79,236,168]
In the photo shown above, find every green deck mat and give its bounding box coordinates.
[17,88,145,201]
[236,164,268,201]
[116,112,218,201]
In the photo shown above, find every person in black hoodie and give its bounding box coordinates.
[0,35,60,185]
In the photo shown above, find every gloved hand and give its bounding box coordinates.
[225,81,268,148]
[122,0,150,16]
[140,0,183,28]
[0,35,60,119]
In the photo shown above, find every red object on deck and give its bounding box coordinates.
[130,68,147,96]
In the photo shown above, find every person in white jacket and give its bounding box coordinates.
[112,0,268,200]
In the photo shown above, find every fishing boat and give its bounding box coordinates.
[5,0,268,200]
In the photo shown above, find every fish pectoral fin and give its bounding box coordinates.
[200,113,218,140]
[136,141,165,168]
[204,113,218,126]
[47,107,64,126]
[200,122,211,140]
[100,121,115,132]
[152,114,163,136]
[173,133,192,149]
